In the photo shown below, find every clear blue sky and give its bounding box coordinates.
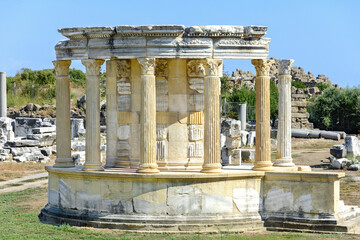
[1,0,359,87]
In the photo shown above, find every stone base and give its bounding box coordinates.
[39,166,360,233]
[39,207,265,233]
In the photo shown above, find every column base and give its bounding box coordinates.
[114,159,131,168]
[252,161,275,171]
[104,157,117,168]
[201,163,222,173]
[136,163,159,174]
[274,158,295,167]
[83,163,104,171]
[53,158,74,168]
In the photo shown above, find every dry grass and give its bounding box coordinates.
[0,158,53,181]
[292,138,343,150]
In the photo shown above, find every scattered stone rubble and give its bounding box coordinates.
[220,119,257,166]
[330,136,360,171]
[0,113,104,164]
[232,57,332,90]
[232,58,336,129]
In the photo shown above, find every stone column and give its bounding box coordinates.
[104,59,118,168]
[239,103,247,131]
[252,59,275,171]
[0,72,6,117]
[275,59,295,167]
[201,58,222,173]
[53,60,74,168]
[137,58,159,173]
[82,59,105,171]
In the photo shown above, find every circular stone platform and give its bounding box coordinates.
[39,166,266,233]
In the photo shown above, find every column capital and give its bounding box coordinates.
[82,59,105,76]
[203,58,222,76]
[137,58,156,75]
[277,59,294,75]
[53,60,71,76]
[251,59,274,76]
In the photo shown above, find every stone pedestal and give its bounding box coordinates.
[252,59,274,171]
[0,72,6,118]
[104,60,118,168]
[275,59,295,167]
[82,59,105,171]
[137,58,159,173]
[53,61,74,168]
[201,58,222,173]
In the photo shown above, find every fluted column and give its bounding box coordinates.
[104,59,118,168]
[275,59,295,167]
[53,60,73,168]
[201,58,222,173]
[252,59,275,171]
[137,58,159,174]
[82,59,105,171]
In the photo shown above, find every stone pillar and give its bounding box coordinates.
[201,58,222,173]
[53,60,74,168]
[137,58,159,174]
[275,59,295,167]
[239,103,247,131]
[0,72,6,117]
[104,59,118,168]
[252,59,275,171]
[82,59,105,171]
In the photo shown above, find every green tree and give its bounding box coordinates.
[312,86,360,133]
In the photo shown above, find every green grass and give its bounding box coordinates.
[0,187,358,240]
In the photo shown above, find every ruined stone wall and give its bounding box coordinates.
[231,58,332,129]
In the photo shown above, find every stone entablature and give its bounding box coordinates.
[55,25,270,60]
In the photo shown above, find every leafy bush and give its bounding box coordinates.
[222,79,278,120]
[314,82,331,91]
[69,68,86,86]
[312,86,360,133]
[291,80,307,89]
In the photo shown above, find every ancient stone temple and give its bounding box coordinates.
[39,25,360,232]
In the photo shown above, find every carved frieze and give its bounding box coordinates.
[156,140,168,160]
[116,60,131,78]
[117,95,131,111]
[188,125,204,141]
[187,60,205,77]
[156,124,168,140]
[188,142,204,157]
[188,78,204,93]
[155,59,168,77]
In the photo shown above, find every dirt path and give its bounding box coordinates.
[0,172,48,194]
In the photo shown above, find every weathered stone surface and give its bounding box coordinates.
[348,164,359,171]
[230,149,241,165]
[117,125,130,140]
[331,158,349,169]
[201,194,233,214]
[76,191,102,212]
[101,199,133,214]
[221,147,229,165]
[71,118,85,139]
[344,136,359,157]
[14,117,42,136]
[167,186,202,215]
[59,179,75,209]
[229,120,241,138]
[242,149,255,161]
[247,131,255,147]
[233,188,261,213]
[71,141,86,151]
[330,145,347,158]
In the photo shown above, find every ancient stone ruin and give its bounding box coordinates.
[38,25,360,233]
